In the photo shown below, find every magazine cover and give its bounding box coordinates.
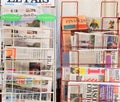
[87,17,101,30]
[77,15,88,30]
[102,18,118,31]
[104,35,118,49]
[62,17,77,30]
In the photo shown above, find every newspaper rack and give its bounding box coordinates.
[0,2,56,102]
[60,1,120,102]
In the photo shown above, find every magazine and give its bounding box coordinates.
[104,34,118,49]
[61,16,87,30]
[102,18,118,31]
[77,15,88,30]
[61,17,77,30]
[87,17,102,30]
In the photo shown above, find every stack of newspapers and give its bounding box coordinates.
[1,5,56,102]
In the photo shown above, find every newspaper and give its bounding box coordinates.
[69,50,118,68]
[104,51,118,68]
[62,20,118,51]
[62,67,104,81]
[4,72,53,102]
[67,85,79,102]
[1,4,56,102]
[6,73,52,91]
[100,84,120,102]
[105,69,120,82]
[5,60,53,76]
[68,82,120,102]
[62,31,72,52]
[5,47,54,60]
[71,32,118,50]
[69,50,103,67]
[3,27,53,48]
[1,6,40,18]
[68,82,99,102]
[5,92,51,102]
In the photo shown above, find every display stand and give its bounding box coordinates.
[60,1,120,102]
[0,1,56,102]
